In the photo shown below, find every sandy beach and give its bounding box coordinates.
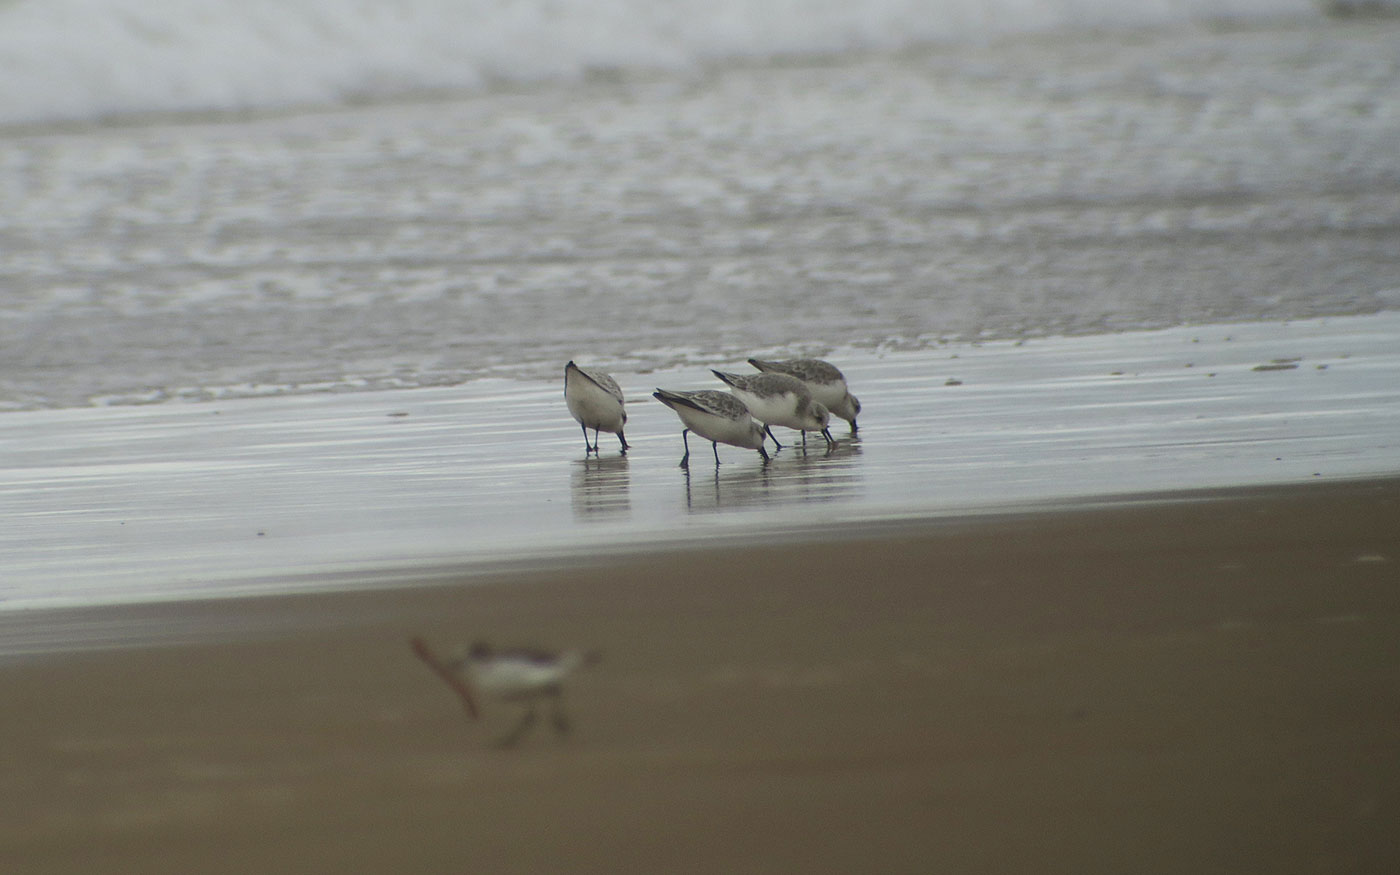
[3,476,1397,873]
[3,8,1399,872]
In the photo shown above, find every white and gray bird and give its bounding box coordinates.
[652,388,769,468]
[413,637,599,747]
[565,361,629,454]
[711,370,833,449]
[747,357,861,432]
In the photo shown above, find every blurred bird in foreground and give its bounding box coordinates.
[412,637,600,747]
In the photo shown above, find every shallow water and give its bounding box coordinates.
[3,17,1399,410]
[3,313,1397,611]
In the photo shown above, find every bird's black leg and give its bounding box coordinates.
[765,425,784,449]
[618,430,630,453]
[580,423,594,454]
[494,704,538,748]
[821,427,835,448]
[680,429,691,469]
[550,690,570,736]
[711,441,721,466]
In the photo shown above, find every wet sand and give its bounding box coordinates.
[7,313,1400,610]
[3,477,1398,873]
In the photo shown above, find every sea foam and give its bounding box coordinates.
[0,0,1322,126]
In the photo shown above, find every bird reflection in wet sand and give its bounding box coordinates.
[412,637,600,748]
[680,437,863,511]
[571,453,630,519]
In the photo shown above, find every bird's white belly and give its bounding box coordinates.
[566,384,624,432]
[731,389,798,429]
[470,662,566,699]
[674,405,743,444]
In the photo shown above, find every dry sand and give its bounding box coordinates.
[2,478,1398,873]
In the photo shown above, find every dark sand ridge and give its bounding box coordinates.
[2,477,1398,873]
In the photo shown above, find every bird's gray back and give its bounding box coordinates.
[571,364,623,402]
[751,357,843,384]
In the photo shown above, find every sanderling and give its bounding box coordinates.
[711,370,833,449]
[747,357,861,431]
[652,388,770,468]
[565,361,629,454]
[412,637,599,747]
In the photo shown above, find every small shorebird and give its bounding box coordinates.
[711,370,833,449]
[412,637,599,747]
[652,388,769,468]
[565,361,629,454]
[747,357,861,432]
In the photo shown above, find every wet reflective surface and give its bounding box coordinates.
[2,313,1398,610]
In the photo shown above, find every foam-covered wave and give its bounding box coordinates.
[0,0,1321,126]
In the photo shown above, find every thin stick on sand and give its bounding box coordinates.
[411,637,479,719]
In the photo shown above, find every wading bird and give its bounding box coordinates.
[565,361,629,454]
[652,388,769,468]
[748,357,861,432]
[711,369,833,449]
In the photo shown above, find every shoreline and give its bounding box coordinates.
[3,476,1397,872]
[3,474,1397,659]
[5,313,1400,612]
